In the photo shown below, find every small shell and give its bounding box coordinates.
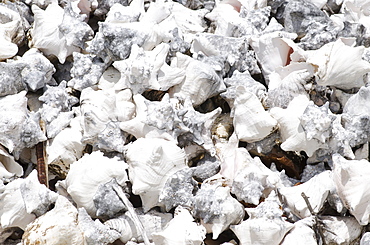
[233,86,277,143]
[332,154,370,225]
[152,206,206,245]
[22,195,85,245]
[105,208,172,243]
[0,5,23,61]
[193,176,245,239]
[60,151,128,217]
[230,192,294,245]
[124,138,187,211]
[169,52,226,106]
[113,43,185,94]
[307,39,370,90]
[80,87,135,152]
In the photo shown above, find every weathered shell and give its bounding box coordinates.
[233,86,277,143]
[0,170,58,230]
[80,87,135,152]
[68,52,108,91]
[59,151,128,217]
[231,156,282,205]
[270,95,321,157]
[46,109,85,178]
[279,171,335,219]
[280,217,317,245]
[22,195,85,245]
[152,206,206,245]
[29,2,93,63]
[77,207,121,245]
[0,5,23,61]
[332,154,370,225]
[169,52,226,106]
[0,91,46,159]
[192,176,245,239]
[265,62,314,109]
[113,43,185,94]
[230,192,294,245]
[39,81,79,138]
[307,39,370,90]
[320,216,363,244]
[105,208,172,243]
[124,138,188,211]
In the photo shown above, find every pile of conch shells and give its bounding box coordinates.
[3,0,370,244]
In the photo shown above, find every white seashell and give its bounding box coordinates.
[0,170,58,230]
[191,33,254,73]
[77,207,121,245]
[230,192,294,245]
[265,62,314,108]
[307,39,370,90]
[105,1,144,24]
[320,216,363,244]
[279,171,335,219]
[169,52,226,106]
[22,195,85,245]
[0,6,23,61]
[46,109,85,178]
[176,98,222,155]
[332,154,370,225]
[280,217,317,245]
[193,176,245,239]
[221,70,266,115]
[29,3,93,64]
[119,94,175,141]
[152,206,206,245]
[270,95,321,157]
[250,32,298,84]
[0,91,46,159]
[113,43,185,94]
[39,81,79,138]
[60,151,128,217]
[232,156,282,205]
[0,145,23,182]
[105,208,172,243]
[80,87,135,152]
[125,138,187,211]
[233,86,277,143]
